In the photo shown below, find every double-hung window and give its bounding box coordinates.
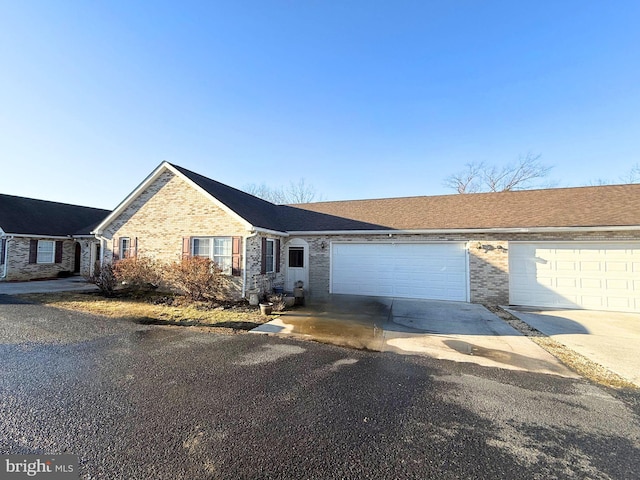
[265,239,275,273]
[120,237,131,259]
[192,237,233,275]
[37,240,55,264]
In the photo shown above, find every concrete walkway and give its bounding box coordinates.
[252,295,577,378]
[0,277,98,295]
[506,307,640,387]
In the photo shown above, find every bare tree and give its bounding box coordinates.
[444,153,552,193]
[243,178,322,204]
[588,163,640,186]
[285,178,320,203]
[619,163,640,184]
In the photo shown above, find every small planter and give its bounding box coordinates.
[283,295,296,308]
[259,302,274,316]
[248,289,261,306]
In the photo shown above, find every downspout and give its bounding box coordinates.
[242,231,259,298]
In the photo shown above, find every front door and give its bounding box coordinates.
[285,239,309,292]
[74,243,81,274]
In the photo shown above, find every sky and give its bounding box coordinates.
[1,1,639,209]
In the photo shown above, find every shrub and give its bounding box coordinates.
[86,262,117,297]
[164,256,224,301]
[268,294,287,312]
[112,256,162,292]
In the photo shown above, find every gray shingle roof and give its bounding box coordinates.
[0,194,111,236]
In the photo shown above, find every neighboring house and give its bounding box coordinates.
[92,162,640,313]
[0,194,110,281]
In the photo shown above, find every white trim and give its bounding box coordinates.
[508,239,640,245]
[92,161,254,235]
[2,233,71,240]
[36,239,56,264]
[285,238,309,292]
[465,242,471,302]
[252,227,290,237]
[287,225,640,236]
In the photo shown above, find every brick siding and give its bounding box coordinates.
[1,237,86,281]
[295,230,640,305]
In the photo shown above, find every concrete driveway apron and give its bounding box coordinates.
[252,295,576,378]
[506,307,640,387]
[0,277,98,295]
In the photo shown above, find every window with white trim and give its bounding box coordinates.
[192,237,232,274]
[37,240,55,264]
[120,237,131,259]
[265,239,275,273]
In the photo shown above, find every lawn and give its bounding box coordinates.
[18,291,273,331]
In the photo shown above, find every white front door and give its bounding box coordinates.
[285,238,309,292]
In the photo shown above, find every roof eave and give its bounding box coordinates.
[285,225,640,235]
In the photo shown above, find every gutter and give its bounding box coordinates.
[285,225,640,236]
[5,233,73,240]
[251,226,290,237]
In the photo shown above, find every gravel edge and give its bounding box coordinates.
[486,305,638,390]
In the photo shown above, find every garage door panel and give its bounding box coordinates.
[510,243,640,313]
[331,243,467,301]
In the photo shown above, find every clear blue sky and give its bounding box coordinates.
[1,1,639,209]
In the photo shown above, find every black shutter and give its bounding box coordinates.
[275,239,281,273]
[133,237,138,258]
[0,238,5,265]
[260,237,267,274]
[232,237,242,277]
[29,240,38,264]
[54,241,63,263]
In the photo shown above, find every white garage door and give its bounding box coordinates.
[509,243,640,312]
[331,243,468,301]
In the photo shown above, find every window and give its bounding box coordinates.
[289,247,304,268]
[37,240,55,264]
[120,237,131,259]
[265,239,275,273]
[192,237,232,274]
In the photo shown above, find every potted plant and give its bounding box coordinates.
[259,302,274,315]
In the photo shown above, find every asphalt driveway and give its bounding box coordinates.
[252,295,577,378]
[1,295,639,479]
[506,307,640,387]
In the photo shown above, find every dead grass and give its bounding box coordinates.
[488,305,638,390]
[18,291,273,331]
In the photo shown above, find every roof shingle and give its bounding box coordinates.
[287,184,640,230]
[0,194,110,236]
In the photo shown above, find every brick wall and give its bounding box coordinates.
[2,237,77,281]
[100,170,274,300]
[294,230,640,305]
